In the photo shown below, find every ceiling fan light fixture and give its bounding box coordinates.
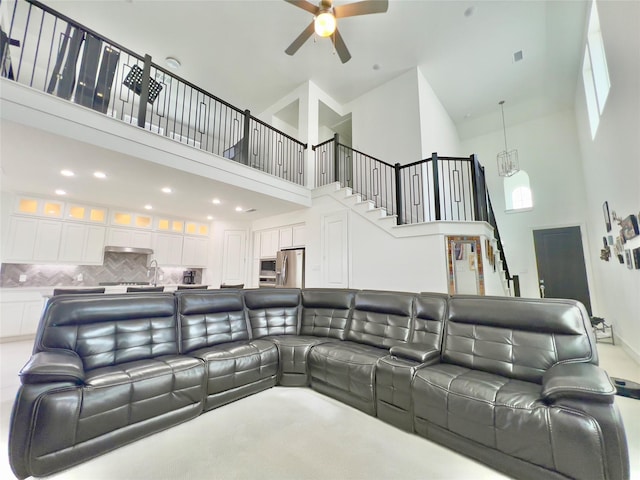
[314,11,336,37]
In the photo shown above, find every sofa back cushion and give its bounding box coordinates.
[243,288,301,338]
[346,291,415,349]
[411,293,448,349]
[177,291,249,353]
[300,289,356,340]
[37,293,178,371]
[443,296,597,384]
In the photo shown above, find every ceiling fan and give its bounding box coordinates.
[284,0,389,63]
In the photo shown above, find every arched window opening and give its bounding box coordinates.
[504,171,533,211]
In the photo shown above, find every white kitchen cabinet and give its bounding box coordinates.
[5,217,38,261]
[182,236,208,267]
[153,233,184,266]
[5,216,62,263]
[33,221,63,262]
[0,290,46,339]
[107,228,152,249]
[259,229,279,258]
[0,302,24,337]
[292,224,306,247]
[279,227,293,249]
[59,224,105,264]
[222,230,246,286]
[21,301,45,335]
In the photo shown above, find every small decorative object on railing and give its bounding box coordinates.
[496,100,519,177]
[123,64,163,103]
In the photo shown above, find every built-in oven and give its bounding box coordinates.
[258,258,277,287]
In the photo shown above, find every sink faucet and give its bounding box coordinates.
[149,259,159,287]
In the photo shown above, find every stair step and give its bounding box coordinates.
[365,207,388,219]
[354,200,376,212]
[378,215,398,226]
[312,182,341,196]
[343,193,362,205]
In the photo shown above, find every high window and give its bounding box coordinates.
[504,171,533,211]
[582,0,611,139]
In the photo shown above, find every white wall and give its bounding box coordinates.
[347,69,422,165]
[416,68,463,157]
[574,0,640,360]
[461,109,591,301]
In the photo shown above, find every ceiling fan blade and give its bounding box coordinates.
[334,0,388,18]
[285,21,316,56]
[284,0,320,15]
[333,28,352,64]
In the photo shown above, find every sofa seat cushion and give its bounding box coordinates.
[78,355,205,444]
[412,363,611,474]
[189,340,278,395]
[308,341,389,405]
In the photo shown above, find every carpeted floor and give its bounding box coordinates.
[1,340,638,480]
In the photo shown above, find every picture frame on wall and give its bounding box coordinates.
[625,250,633,270]
[620,215,639,241]
[603,201,612,232]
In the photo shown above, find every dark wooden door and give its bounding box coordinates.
[533,226,592,315]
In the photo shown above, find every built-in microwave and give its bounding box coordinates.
[259,258,277,287]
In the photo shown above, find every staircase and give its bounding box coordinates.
[313,182,514,296]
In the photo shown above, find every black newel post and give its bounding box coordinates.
[470,154,488,222]
[432,152,441,221]
[333,133,340,184]
[242,109,251,166]
[137,54,152,128]
[394,163,403,225]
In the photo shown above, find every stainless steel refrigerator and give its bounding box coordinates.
[275,248,305,288]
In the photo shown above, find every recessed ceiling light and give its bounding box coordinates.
[235,206,243,212]
[55,189,66,195]
[144,204,153,210]
[93,171,107,179]
[372,64,381,71]
[161,187,172,193]
[60,169,74,177]
[165,57,181,69]
[464,6,475,17]
[212,198,221,205]
[206,215,213,220]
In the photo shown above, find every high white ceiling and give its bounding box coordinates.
[38,0,588,130]
[1,0,590,222]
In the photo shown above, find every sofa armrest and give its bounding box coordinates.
[19,351,85,385]
[390,343,440,364]
[542,363,615,404]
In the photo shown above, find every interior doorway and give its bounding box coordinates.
[533,226,592,315]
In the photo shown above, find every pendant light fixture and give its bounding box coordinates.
[496,100,519,177]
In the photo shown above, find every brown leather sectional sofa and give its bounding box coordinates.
[8,288,629,479]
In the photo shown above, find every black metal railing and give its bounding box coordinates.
[315,136,481,223]
[313,136,518,294]
[1,0,306,185]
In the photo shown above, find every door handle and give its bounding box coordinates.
[539,279,545,298]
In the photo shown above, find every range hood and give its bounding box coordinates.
[104,246,154,255]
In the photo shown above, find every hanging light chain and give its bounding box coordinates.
[499,100,509,152]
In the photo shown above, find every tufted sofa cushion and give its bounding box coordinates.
[300,288,356,339]
[442,296,596,384]
[346,290,415,348]
[244,288,301,338]
[37,294,178,370]
[177,290,249,353]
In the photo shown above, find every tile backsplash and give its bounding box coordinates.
[1,252,202,287]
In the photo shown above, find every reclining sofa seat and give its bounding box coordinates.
[376,293,449,431]
[412,295,629,480]
[177,290,278,410]
[308,290,416,415]
[10,293,205,479]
